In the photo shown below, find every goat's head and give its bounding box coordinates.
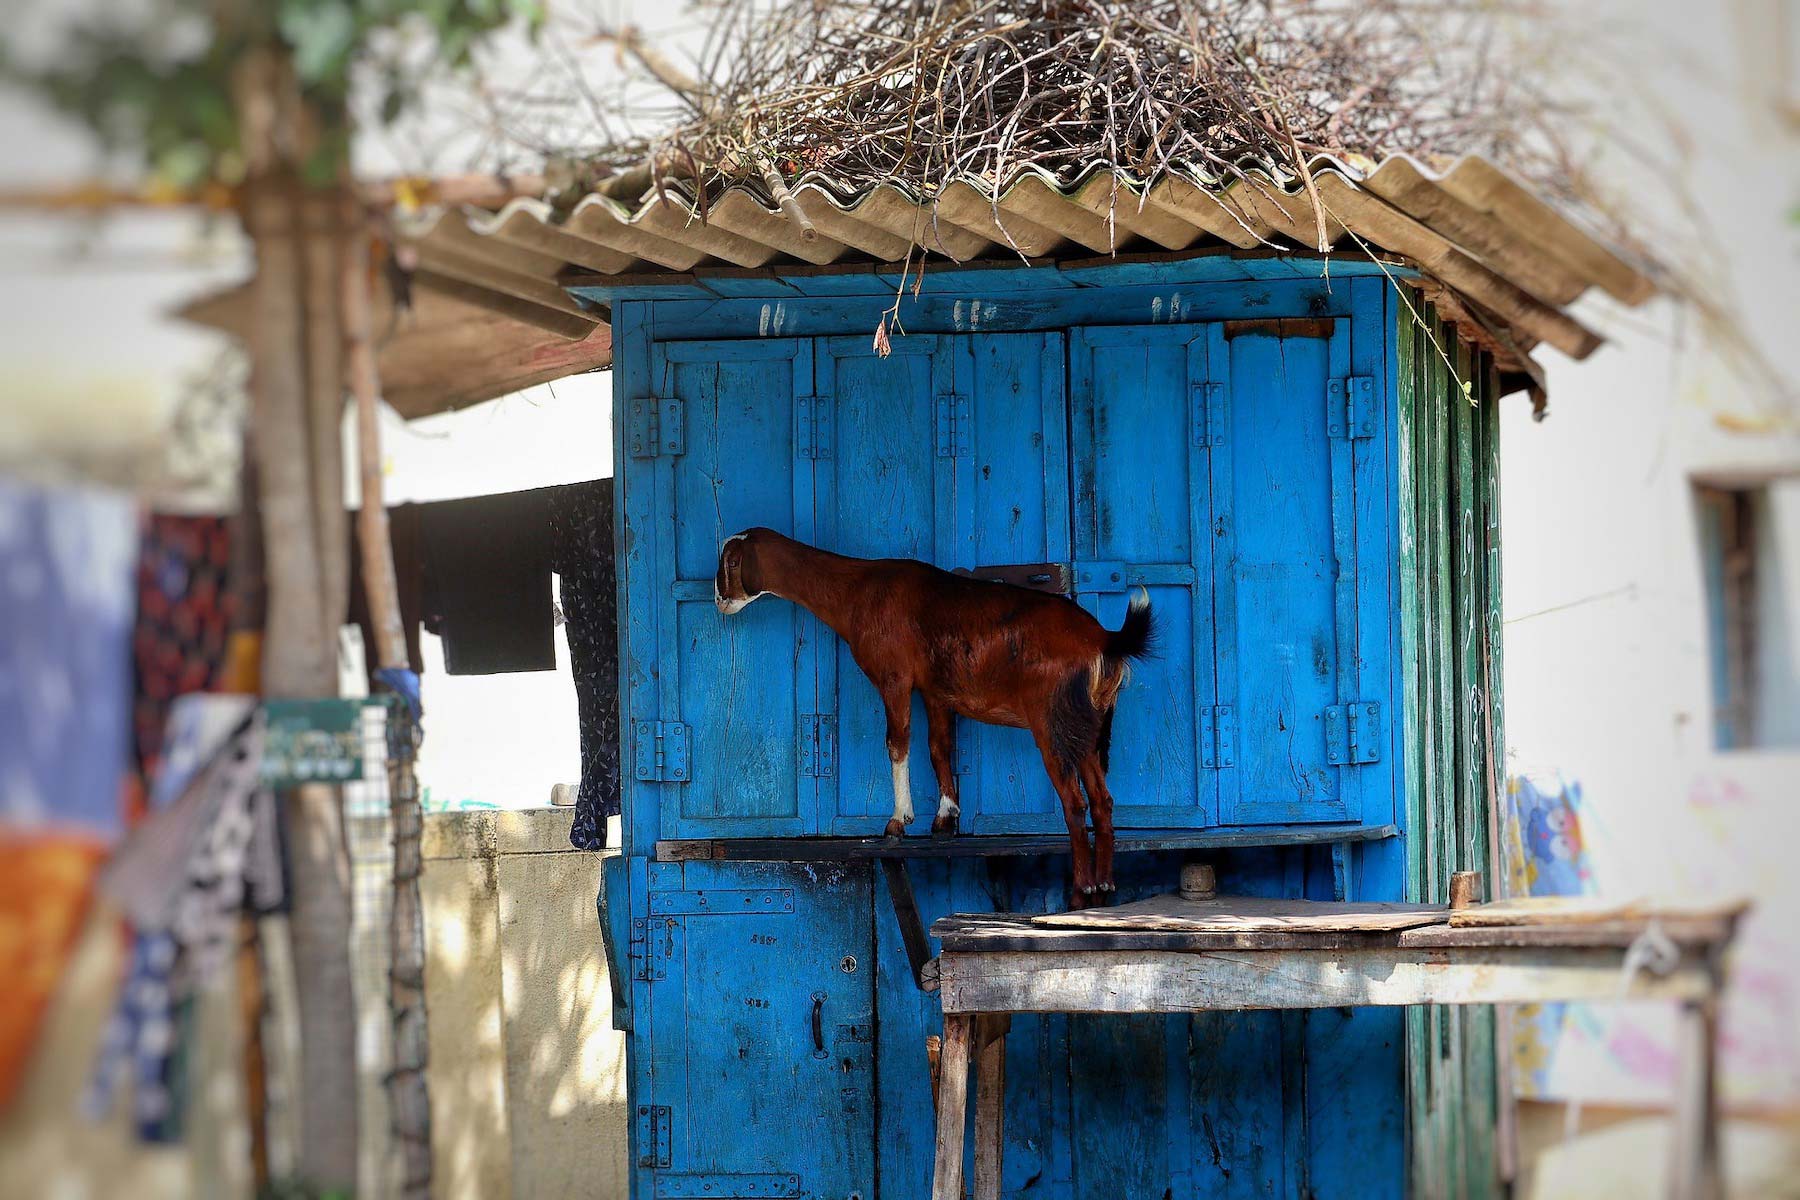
[715,528,773,615]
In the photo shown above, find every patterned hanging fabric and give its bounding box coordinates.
[549,479,620,849]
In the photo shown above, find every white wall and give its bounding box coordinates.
[1502,0,1800,1110]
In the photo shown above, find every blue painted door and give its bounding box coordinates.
[1213,323,1369,824]
[646,339,819,839]
[816,333,1069,837]
[813,335,953,835]
[1067,325,1221,828]
[636,861,875,1200]
[949,333,1071,834]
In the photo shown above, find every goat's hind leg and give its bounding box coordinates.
[1076,753,1116,895]
[1034,734,1096,903]
[881,682,915,839]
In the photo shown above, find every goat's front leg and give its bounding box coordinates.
[880,681,915,838]
[924,699,960,838]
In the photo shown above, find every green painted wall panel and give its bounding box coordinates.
[1395,299,1505,1200]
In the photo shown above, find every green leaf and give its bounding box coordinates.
[280,0,357,84]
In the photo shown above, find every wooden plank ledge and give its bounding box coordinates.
[654,822,1399,862]
[931,910,1741,954]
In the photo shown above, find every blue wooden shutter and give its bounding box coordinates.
[1068,325,1219,828]
[950,332,1073,833]
[637,862,874,1199]
[813,335,954,835]
[644,339,818,839]
[1214,321,1366,824]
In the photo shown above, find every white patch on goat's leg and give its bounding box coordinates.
[937,794,960,820]
[890,755,914,827]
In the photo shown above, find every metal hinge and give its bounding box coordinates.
[934,393,970,457]
[629,916,671,981]
[1191,381,1227,447]
[628,397,686,458]
[1327,377,1377,440]
[795,395,832,459]
[636,1104,672,1168]
[1324,701,1383,765]
[633,720,691,782]
[653,1174,801,1199]
[799,714,837,778]
[1199,705,1237,769]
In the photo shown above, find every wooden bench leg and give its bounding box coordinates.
[933,1014,975,1200]
[1668,994,1722,1200]
[973,1014,1011,1200]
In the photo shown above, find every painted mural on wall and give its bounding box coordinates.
[0,478,137,1108]
[1504,768,1800,1109]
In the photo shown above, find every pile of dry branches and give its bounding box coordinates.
[597,0,1560,203]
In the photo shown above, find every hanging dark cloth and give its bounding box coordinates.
[418,489,557,675]
[549,479,619,850]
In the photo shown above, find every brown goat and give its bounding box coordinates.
[714,528,1154,900]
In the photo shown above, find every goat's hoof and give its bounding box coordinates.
[1098,880,1116,893]
[883,819,908,840]
[930,816,958,839]
[1080,884,1097,895]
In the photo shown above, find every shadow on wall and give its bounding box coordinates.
[0,898,253,1200]
[420,806,629,1200]
[0,805,628,1200]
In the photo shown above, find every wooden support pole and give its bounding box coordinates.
[972,1014,1010,1200]
[1668,992,1723,1200]
[345,215,432,1200]
[236,43,358,1189]
[933,1014,974,1200]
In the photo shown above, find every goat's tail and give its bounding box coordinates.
[1104,587,1156,664]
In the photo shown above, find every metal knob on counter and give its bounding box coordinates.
[1180,862,1217,901]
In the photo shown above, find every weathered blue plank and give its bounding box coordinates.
[568,254,1415,305]
[958,332,1072,832]
[655,339,815,839]
[602,278,1355,344]
[616,302,662,857]
[814,336,945,836]
[1217,326,1349,824]
[1067,324,1214,829]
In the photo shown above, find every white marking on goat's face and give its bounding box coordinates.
[714,533,768,615]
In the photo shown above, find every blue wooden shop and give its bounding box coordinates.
[411,153,1651,1198]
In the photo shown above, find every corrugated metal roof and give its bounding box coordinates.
[401,154,1654,368]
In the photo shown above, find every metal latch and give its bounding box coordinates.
[652,1175,800,1199]
[799,714,837,778]
[953,562,1072,594]
[1073,561,1129,592]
